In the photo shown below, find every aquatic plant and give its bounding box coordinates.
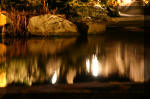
[6,4,59,36]
[7,8,29,36]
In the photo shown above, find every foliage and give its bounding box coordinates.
[68,0,106,7]
[27,0,42,6]
[7,8,29,36]
[106,0,119,7]
[66,0,108,18]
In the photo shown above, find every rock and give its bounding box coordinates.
[87,22,106,34]
[71,6,107,18]
[118,0,144,16]
[75,21,106,35]
[27,14,79,36]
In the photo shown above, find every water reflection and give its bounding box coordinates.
[0,71,6,87]
[86,55,102,77]
[0,36,147,87]
[0,43,6,55]
[0,43,6,87]
[66,68,76,84]
[86,59,90,73]
[51,71,57,84]
[92,55,99,77]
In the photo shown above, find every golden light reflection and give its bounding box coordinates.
[91,55,101,77]
[0,71,7,88]
[86,59,90,73]
[66,68,76,84]
[51,71,57,84]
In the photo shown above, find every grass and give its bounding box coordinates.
[7,8,29,36]
[6,3,62,37]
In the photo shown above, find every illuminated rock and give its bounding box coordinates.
[27,14,79,36]
[87,22,106,34]
[118,0,144,16]
[75,21,106,34]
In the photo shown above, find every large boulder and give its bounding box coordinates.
[27,14,79,36]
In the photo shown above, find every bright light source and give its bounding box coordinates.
[51,71,57,84]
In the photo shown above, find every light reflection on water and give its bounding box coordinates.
[86,59,90,73]
[51,71,57,84]
[87,55,102,77]
[0,36,147,87]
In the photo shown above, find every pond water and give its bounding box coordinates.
[0,26,147,88]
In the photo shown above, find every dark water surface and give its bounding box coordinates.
[0,28,147,88]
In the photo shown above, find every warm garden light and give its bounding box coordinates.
[143,0,149,4]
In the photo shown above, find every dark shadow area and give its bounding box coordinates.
[74,22,89,37]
